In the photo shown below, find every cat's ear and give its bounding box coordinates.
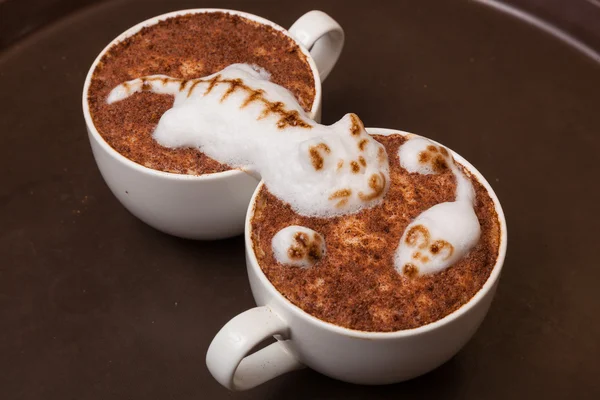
[329,113,365,137]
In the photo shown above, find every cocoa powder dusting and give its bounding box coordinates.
[251,134,501,332]
[88,12,316,175]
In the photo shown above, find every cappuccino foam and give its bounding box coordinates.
[394,137,480,276]
[109,65,481,276]
[108,64,390,217]
[272,226,326,268]
[395,201,481,276]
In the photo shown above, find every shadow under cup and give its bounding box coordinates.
[207,128,508,390]
[82,9,342,240]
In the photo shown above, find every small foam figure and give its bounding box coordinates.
[395,137,480,276]
[272,226,326,268]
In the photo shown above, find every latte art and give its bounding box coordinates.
[395,201,481,276]
[108,64,389,217]
[395,137,481,276]
[272,226,326,268]
[109,64,482,279]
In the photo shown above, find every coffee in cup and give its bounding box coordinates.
[207,128,506,389]
[82,9,344,239]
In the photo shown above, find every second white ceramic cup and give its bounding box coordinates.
[206,128,508,390]
[82,9,344,239]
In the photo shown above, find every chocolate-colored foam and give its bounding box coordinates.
[251,134,501,332]
[88,12,315,175]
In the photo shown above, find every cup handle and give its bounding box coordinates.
[206,306,305,390]
[288,10,345,82]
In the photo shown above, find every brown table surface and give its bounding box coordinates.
[1,0,599,398]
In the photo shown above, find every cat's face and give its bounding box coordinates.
[295,113,390,214]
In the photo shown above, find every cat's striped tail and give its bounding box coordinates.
[107,75,187,104]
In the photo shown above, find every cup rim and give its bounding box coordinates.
[81,8,322,182]
[245,127,508,339]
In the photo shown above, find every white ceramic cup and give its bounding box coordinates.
[82,9,344,240]
[206,128,508,390]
